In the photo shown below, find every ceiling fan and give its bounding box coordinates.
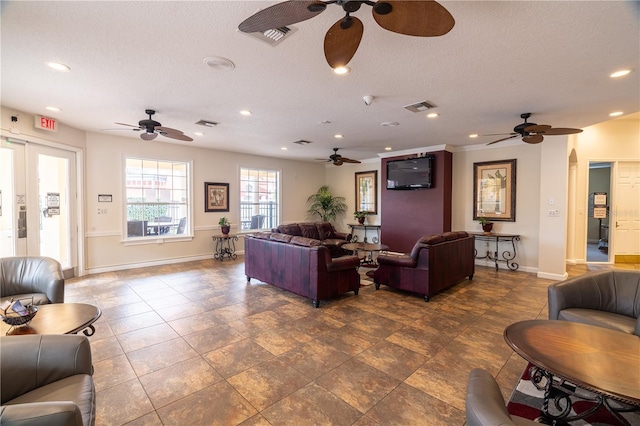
[238,0,455,69]
[487,113,583,145]
[107,109,193,142]
[317,148,362,165]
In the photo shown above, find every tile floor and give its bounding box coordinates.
[65,259,638,425]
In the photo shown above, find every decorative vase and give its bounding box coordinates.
[357,217,365,225]
[482,223,493,233]
[221,225,230,235]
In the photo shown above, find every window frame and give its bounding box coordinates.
[238,166,281,233]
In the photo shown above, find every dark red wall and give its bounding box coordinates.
[380,150,452,253]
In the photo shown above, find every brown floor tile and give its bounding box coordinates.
[277,339,352,379]
[203,338,275,378]
[183,323,246,354]
[126,337,199,376]
[356,340,427,381]
[116,323,179,353]
[93,354,137,392]
[95,379,155,426]
[90,335,124,363]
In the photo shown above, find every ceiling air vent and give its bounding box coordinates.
[243,25,297,47]
[293,140,312,145]
[404,100,437,113]
[195,120,218,127]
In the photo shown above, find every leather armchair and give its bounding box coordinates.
[548,269,640,335]
[466,368,537,426]
[0,334,96,426]
[0,256,64,305]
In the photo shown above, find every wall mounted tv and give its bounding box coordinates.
[386,155,434,190]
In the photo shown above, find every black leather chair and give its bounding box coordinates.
[465,368,537,426]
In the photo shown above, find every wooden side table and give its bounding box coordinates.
[212,234,238,261]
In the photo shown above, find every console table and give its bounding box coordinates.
[211,234,238,261]
[469,232,520,271]
[347,224,381,243]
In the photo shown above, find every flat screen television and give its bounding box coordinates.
[386,155,434,190]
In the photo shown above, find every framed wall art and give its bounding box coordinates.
[205,182,229,212]
[473,159,516,221]
[355,170,377,214]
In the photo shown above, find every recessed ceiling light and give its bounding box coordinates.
[427,113,439,118]
[385,147,392,151]
[610,69,631,78]
[281,147,288,150]
[45,106,60,112]
[381,121,399,127]
[239,110,252,116]
[203,56,235,71]
[609,111,624,117]
[46,62,70,72]
[333,66,350,75]
[334,134,344,139]
[194,132,204,136]
[469,134,478,138]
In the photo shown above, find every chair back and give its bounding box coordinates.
[177,217,187,234]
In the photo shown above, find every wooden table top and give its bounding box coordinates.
[504,320,640,405]
[343,242,389,252]
[2,303,102,336]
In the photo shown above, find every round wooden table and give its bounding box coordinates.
[504,320,640,423]
[343,242,389,267]
[2,303,102,336]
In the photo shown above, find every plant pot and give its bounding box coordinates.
[357,217,365,225]
[221,225,230,235]
[482,223,493,233]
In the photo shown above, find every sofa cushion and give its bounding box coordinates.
[269,233,293,243]
[419,235,446,245]
[276,224,302,236]
[290,236,322,247]
[558,308,636,334]
[315,222,334,240]
[252,232,272,240]
[299,223,320,240]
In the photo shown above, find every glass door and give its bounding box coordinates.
[0,145,16,257]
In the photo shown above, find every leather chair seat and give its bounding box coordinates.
[558,308,636,334]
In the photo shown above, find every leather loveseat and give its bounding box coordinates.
[373,231,475,302]
[548,269,640,335]
[272,222,350,257]
[0,256,64,306]
[0,334,96,426]
[245,232,360,307]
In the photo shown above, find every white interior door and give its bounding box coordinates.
[613,161,640,255]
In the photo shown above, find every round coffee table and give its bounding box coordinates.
[1,303,102,336]
[343,242,389,267]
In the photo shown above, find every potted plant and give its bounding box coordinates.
[306,185,348,223]
[218,217,231,235]
[478,216,493,233]
[354,210,368,225]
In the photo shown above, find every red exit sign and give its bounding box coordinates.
[35,115,58,132]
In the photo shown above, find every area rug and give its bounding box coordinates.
[507,363,640,425]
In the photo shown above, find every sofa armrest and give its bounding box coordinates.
[326,255,360,272]
[0,257,64,303]
[331,231,350,241]
[0,402,83,426]
[1,335,93,403]
[377,253,417,268]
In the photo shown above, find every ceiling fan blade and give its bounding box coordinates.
[334,159,344,166]
[538,127,583,135]
[341,158,362,163]
[324,16,364,68]
[140,132,157,141]
[523,124,552,133]
[483,132,518,137]
[486,134,518,145]
[162,132,193,142]
[114,122,141,128]
[156,126,183,135]
[239,1,325,33]
[523,134,544,144]
[372,0,455,37]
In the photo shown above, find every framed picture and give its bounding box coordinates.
[355,170,378,214]
[205,182,229,212]
[473,159,516,221]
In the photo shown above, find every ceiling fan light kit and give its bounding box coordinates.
[487,113,583,145]
[238,0,455,68]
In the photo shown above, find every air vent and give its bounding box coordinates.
[293,140,312,145]
[404,101,437,113]
[195,120,218,127]
[242,25,297,47]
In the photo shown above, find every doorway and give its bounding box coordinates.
[586,162,611,262]
[0,138,78,271]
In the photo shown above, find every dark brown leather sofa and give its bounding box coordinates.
[272,222,350,257]
[373,231,475,302]
[245,232,360,307]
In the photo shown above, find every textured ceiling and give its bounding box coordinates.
[1,1,639,163]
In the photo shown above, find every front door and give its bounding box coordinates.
[613,161,640,258]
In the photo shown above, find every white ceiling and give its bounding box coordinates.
[2,1,638,163]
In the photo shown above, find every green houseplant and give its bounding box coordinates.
[306,185,348,223]
[478,216,494,233]
[353,210,368,224]
[218,217,231,235]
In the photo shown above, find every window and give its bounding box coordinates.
[125,157,190,238]
[240,167,279,231]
